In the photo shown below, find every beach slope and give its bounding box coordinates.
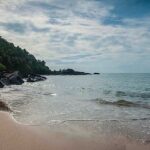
[0,112,150,150]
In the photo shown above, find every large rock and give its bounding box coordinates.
[3,71,24,85]
[0,78,10,85]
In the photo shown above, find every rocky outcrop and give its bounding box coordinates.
[0,71,24,88]
[27,74,47,82]
[3,71,24,85]
[0,71,47,88]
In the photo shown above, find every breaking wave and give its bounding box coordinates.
[115,91,150,98]
[94,99,150,109]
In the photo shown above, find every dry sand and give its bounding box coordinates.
[0,111,150,150]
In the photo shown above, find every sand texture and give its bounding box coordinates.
[0,112,150,150]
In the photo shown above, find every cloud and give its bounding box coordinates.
[0,22,26,33]
[0,0,150,72]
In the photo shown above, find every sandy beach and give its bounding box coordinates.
[0,111,149,150]
[0,0,150,149]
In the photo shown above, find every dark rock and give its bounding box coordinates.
[93,72,100,75]
[0,78,10,85]
[0,101,12,112]
[3,71,24,85]
[27,74,47,82]
[0,80,4,88]
[27,77,35,82]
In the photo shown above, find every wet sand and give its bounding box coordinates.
[0,111,150,150]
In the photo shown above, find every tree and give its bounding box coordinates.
[0,63,6,71]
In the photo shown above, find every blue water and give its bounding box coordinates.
[0,74,150,140]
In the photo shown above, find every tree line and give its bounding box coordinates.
[0,36,51,76]
[0,36,90,76]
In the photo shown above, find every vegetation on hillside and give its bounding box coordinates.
[0,36,51,76]
[0,63,6,71]
[0,36,90,76]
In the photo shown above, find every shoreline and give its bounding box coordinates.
[0,111,150,150]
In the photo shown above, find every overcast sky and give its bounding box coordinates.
[0,0,150,73]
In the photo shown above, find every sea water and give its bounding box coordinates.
[0,74,150,141]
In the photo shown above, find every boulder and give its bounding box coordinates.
[4,71,24,85]
[0,78,10,85]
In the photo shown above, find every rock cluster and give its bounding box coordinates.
[0,71,46,88]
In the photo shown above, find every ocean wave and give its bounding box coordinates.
[103,90,111,95]
[48,117,150,125]
[145,88,150,91]
[115,91,150,98]
[95,99,150,109]
[10,88,21,92]
[115,91,127,97]
[43,92,57,96]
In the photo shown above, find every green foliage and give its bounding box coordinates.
[0,63,6,71]
[0,36,51,76]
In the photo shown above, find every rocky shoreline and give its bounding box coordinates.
[0,69,100,88]
[0,71,47,88]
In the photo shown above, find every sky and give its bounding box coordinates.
[0,0,150,73]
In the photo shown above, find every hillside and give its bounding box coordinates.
[0,36,51,76]
[0,36,91,76]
